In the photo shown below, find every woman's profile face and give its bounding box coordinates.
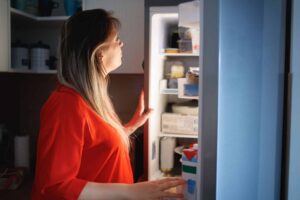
[99,30,124,74]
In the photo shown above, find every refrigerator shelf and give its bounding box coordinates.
[161,53,200,57]
[159,79,178,95]
[158,133,198,139]
[160,89,178,95]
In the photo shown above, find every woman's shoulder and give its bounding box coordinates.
[42,84,88,114]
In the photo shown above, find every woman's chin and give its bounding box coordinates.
[110,63,122,73]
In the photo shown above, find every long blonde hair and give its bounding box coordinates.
[57,9,129,147]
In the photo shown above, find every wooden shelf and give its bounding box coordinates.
[161,53,199,57]
[11,8,69,22]
[9,68,57,74]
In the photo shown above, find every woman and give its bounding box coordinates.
[32,9,185,200]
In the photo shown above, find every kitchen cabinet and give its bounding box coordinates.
[0,0,72,74]
[83,0,144,74]
[0,0,10,71]
[0,0,144,74]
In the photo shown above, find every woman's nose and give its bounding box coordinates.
[120,41,124,47]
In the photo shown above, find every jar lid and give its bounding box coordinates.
[12,40,28,48]
[31,41,50,49]
[171,61,184,66]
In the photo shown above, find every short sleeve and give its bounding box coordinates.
[33,92,88,200]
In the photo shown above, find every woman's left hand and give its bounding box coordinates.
[124,90,153,135]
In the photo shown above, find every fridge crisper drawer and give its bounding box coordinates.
[161,113,198,135]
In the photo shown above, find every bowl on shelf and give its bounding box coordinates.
[172,100,198,116]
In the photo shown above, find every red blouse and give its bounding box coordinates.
[32,84,133,200]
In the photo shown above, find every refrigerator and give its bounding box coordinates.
[145,0,288,200]
[287,0,300,199]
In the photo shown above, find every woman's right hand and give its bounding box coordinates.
[125,177,186,200]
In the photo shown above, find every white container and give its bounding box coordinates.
[14,135,30,169]
[11,41,29,69]
[178,1,200,29]
[161,113,198,135]
[190,28,200,54]
[170,62,185,78]
[160,137,176,173]
[30,41,50,71]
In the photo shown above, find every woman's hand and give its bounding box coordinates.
[125,177,186,200]
[124,90,153,135]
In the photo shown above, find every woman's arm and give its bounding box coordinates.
[78,177,185,200]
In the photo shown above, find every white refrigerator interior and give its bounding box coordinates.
[148,6,199,187]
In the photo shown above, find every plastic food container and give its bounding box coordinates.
[172,101,198,116]
[178,39,192,53]
[161,113,198,135]
[178,27,192,40]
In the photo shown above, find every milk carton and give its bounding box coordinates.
[181,146,198,200]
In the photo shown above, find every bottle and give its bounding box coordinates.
[160,137,176,175]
